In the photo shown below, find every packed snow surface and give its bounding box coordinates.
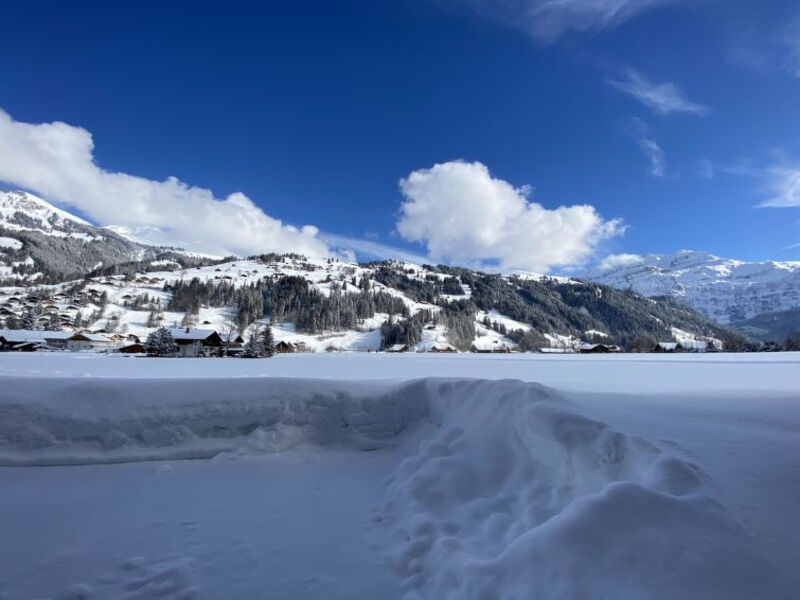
[0,353,797,599]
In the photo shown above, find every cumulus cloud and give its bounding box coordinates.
[628,118,665,177]
[395,160,624,272]
[609,69,709,116]
[0,109,329,258]
[461,0,671,42]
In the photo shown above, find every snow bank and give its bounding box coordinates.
[0,377,429,465]
[0,375,788,597]
[378,379,787,599]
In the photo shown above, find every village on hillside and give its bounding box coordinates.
[0,254,740,356]
[0,323,716,357]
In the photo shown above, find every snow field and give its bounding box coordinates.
[1,361,796,599]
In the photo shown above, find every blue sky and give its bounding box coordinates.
[0,0,799,270]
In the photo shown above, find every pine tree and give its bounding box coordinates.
[22,309,36,330]
[262,323,275,358]
[241,325,264,358]
[145,327,175,356]
[45,314,60,331]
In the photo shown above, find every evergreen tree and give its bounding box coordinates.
[261,323,275,357]
[786,332,800,351]
[45,314,61,331]
[241,325,265,358]
[145,327,176,356]
[22,309,36,330]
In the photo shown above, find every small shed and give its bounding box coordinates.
[386,343,409,353]
[470,340,511,353]
[654,342,679,353]
[119,343,145,354]
[578,343,621,354]
[67,332,114,352]
[429,343,458,353]
[275,341,296,353]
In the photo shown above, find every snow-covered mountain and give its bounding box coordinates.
[0,250,733,352]
[583,250,800,325]
[0,192,748,349]
[0,190,187,284]
[0,189,92,231]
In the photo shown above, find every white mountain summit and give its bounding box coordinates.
[583,250,800,324]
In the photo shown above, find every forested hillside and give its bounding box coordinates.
[0,253,740,352]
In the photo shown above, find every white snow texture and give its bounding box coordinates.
[0,371,791,599]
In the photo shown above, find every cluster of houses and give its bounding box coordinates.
[0,327,310,357]
[387,340,711,354]
[0,329,129,353]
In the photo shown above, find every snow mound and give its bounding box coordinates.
[0,377,429,465]
[0,376,786,598]
[379,379,785,599]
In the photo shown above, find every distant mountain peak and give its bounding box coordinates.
[584,250,800,324]
[0,190,91,230]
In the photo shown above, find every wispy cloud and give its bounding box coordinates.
[758,162,800,208]
[696,158,715,180]
[707,154,800,209]
[457,0,673,43]
[783,15,800,79]
[608,69,710,116]
[728,9,800,80]
[628,118,665,177]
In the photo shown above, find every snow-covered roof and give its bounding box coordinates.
[69,332,112,342]
[0,329,73,343]
[657,342,678,350]
[539,347,576,354]
[680,340,708,350]
[470,339,508,351]
[167,328,219,341]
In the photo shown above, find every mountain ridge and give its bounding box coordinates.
[0,190,205,284]
[582,249,800,327]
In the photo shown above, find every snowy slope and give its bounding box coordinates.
[0,253,729,352]
[0,189,91,230]
[0,354,796,599]
[583,250,800,324]
[0,190,166,283]
[0,194,737,348]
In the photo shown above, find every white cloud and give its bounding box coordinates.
[733,11,800,80]
[608,69,710,116]
[697,158,715,180]
[758,163,800,208]
[596,253,644,271]
[395,160,624,272]
[462,0,671,42]
[628,117,665,177]
[784,16,800,78]
[0,109,329,258]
